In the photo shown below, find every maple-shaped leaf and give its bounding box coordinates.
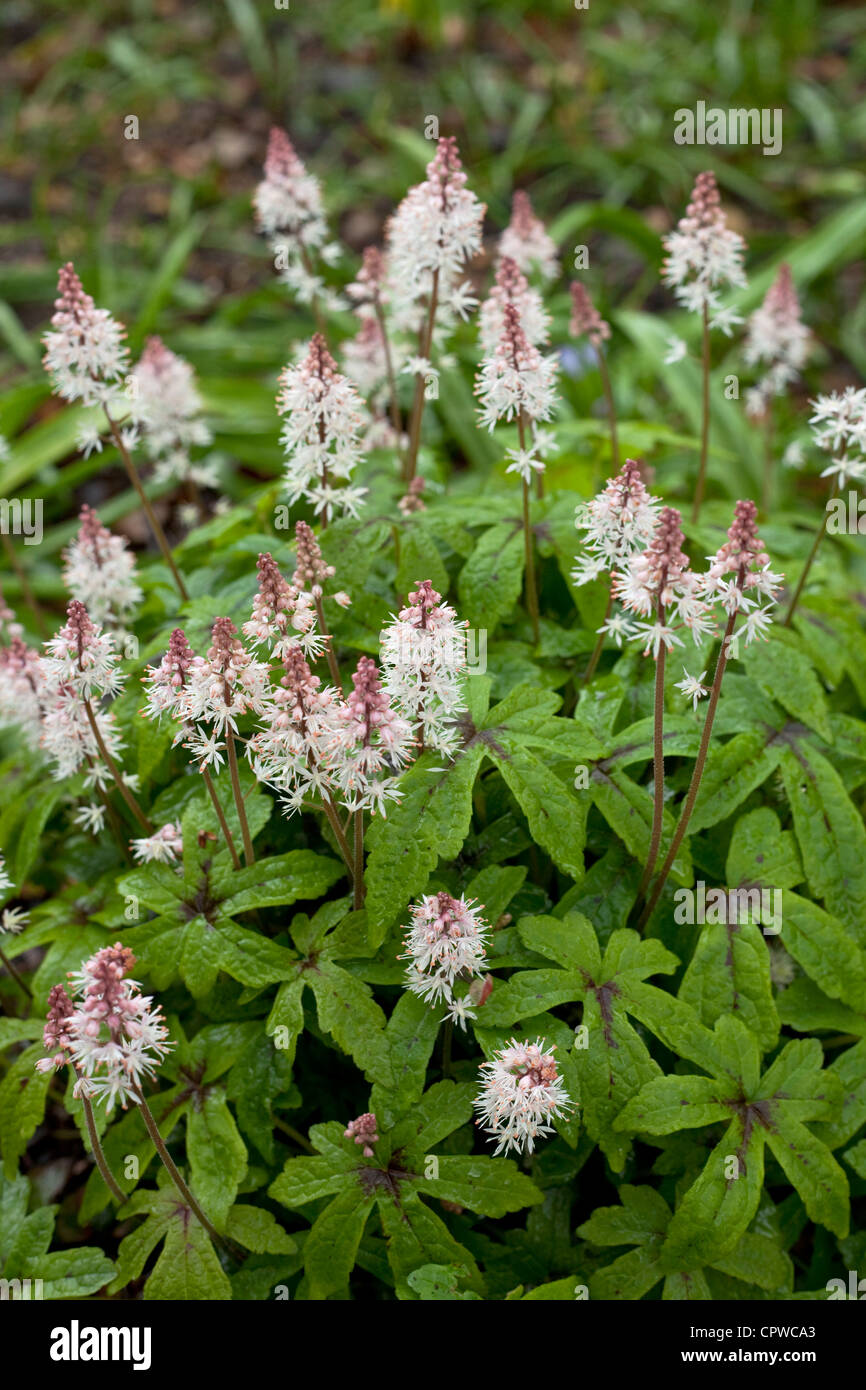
[614,1016,849,1268]
[479,912,680,1170]
[578,1183,792,1300]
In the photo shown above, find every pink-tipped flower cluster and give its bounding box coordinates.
[475,303,559,482]
[130,337,215,489]
[480,257,550,356]
[498,190,559,283]
[743,264,810,419]
[131,821,183,865]
[243,551,320,661]
[247,646,343,815]
[662,171,747,326]
[329,657,413,816]
[572,458,661,587]
[380,580,468,755]
[40,602,127,786]
[0,635,44,750]
[343,1112,379,1157]
[700,499,783,651]
[611,507,713,656]
[400,891,489,1028]
[36,944,172,1112]
[569,281,610,348]
[277,334,368,522]
[63,505,142,632]
[42,264,129,407]
[474,1037,573,1155]
[386,136,485,337]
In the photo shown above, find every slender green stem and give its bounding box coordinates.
[582,587,613,685]
[134,1087,244,1260]
[105,411,189,601]
[322,794,356,882]
[82,698,153,832]
[81,1092,126,1204]
[375,299,402,438]
[522,478,540,645]
[353,811,365,909]
[273,1116,316,1153]
[690,303,711,523]
[596,343,619,475]
[518,414,540,645]
[94,781,133,862]
[226,736,254,865]
[299,246,326,336]
[0,943,32,999]
[639,609,737,927]
[314,593,342,688]
[783,485,837,628]
[637,601,667,898]
[202,767,241,870]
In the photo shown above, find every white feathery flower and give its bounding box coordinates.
[76,421,105,458]
[1,906,28,936]
[661,172,747,318]
[386,137,485,340]
[42,264,129,407]
[674,667,708,710]
[475,302,558,432]
[400,891,489,1011]
[0,636,44,749]
[479,256,550,356]
[498,190,558,282]
[326,656,413,815]
[820,456,866,488]
[73,803,107,835]
[132,821,183,865]
[572,458,661,585]
[130,337,212,485]
[474,1037,573,1156]
[63,505,142,631]
[809,387,866,455]
[663,335,688,365]
[277,334,368,523]
[743,264,810,419]
[505,447,545,484]
[36,944,172,1112]
[381,581,467,756]
[709,306,743,337]
[246,647,342,812]
[0,853,12,896]
[782,440,806,471]
[597,611,636,647]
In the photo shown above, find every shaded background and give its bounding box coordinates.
[1,0,865,602]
